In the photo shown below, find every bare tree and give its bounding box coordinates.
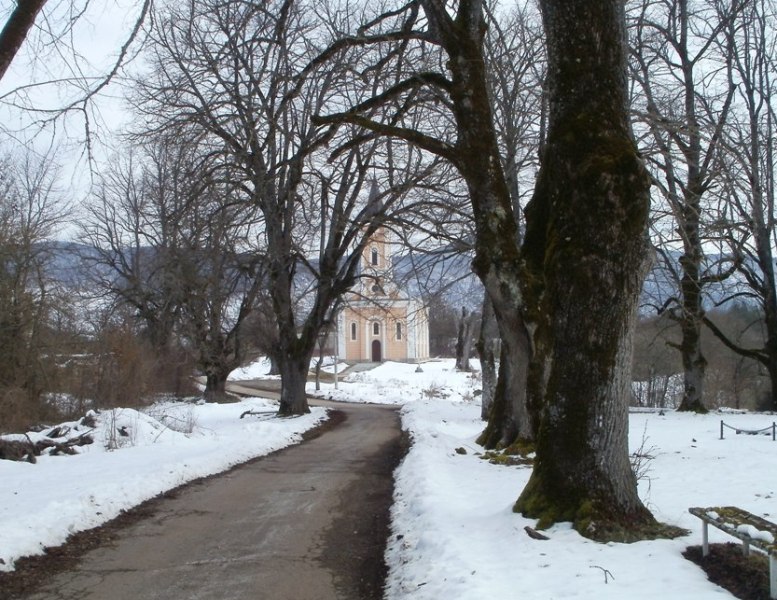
[513,0,672,540]
[83,134,266,400]
[0,149,68,428]
[629,0,741,412]
[701,0,777,409]
[83,148,182,355]
[313,0,536,447]
[479,1,545,446]
[132,0,439,414]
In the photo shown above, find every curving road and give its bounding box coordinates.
[15,399,402,600]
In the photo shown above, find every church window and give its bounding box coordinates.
[350,322,357,341]
[396,322,403,340]
[371,247,379,266]
[373,321,380,336]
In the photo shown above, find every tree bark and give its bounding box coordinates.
[0,0,47,82]
[477,293,498,421]
[477,316,533,448]
[204,368,232,402]
[455,306,477,372]
[277,352,312,416]
[514,0,660,540]
[423,3,535,445]
[675,191,708,413]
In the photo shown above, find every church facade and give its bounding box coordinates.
[337,227,429,363]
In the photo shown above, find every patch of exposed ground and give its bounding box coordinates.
[684,543,771,600]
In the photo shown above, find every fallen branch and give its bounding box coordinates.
[240,410,276,419]
[590,565,614,584]
[0,429,95,462]
[524,526,550,540]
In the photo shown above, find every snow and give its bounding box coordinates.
[229,357,276,380]
[0,398,325,571]
[736,524,775,544]
[3,357,777,599]
[310,360,777,599]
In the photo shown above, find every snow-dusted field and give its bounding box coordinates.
[3,357,776,599]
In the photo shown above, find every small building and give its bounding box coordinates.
[337,225,429,363]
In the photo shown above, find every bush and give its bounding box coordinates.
[0,386,61,434]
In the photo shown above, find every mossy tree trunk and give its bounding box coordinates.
[428,4,535,447]
[477,318,532,448]
[514,0,658,540]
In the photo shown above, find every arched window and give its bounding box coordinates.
[371,247,379,266]
[350,322,357,341]
[396,322,403,341]
[373,321,380,336]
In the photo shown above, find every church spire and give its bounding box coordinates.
[365,177,383,218]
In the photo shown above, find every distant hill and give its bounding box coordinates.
[38,241,757,317]
[641,249,755,315]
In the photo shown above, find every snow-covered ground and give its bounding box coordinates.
[307,360,777,599]
[0,397,326,571]
[3,357,776,599]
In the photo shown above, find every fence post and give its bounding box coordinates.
[702,521,709,557]
[773,422,775,442]
[721,420,724,440]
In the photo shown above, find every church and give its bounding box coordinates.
[336,223,430,363]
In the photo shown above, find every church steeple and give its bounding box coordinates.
[362,179,391,295]
[365,177,383,217]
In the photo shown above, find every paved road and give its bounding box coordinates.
[18,400,402,600]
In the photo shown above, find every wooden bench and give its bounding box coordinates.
[689,506,777,599]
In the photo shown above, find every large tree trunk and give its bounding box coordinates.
[477,293,498,421]
[277,351,312,415]
[204,368,232,403]
[429,5,535,446]
[455,307,477,372]
[514,0,664,541]
[676,217,708,413]
[477,316,533,448]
